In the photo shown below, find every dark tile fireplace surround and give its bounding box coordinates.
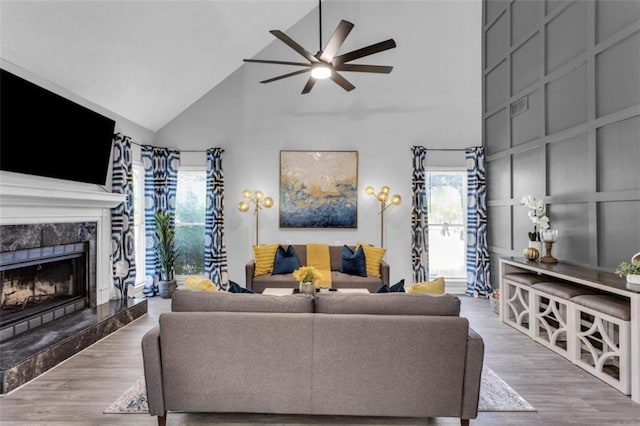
[0,222,147,394]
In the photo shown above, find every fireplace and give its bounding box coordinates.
[0,243,89,340]
[0,222,97,343]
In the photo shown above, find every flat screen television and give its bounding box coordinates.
[0,68,116,186]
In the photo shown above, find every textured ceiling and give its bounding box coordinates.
[0,0,317,131]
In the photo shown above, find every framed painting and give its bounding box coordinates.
[280,150,358,228]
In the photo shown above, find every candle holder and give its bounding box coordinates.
[539,229,559,264]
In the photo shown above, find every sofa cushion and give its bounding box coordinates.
[376,279,405,293]
[340,245,367,277]
[172,288,314,313]
[228,281,257,293]
[357,242,386,277]
[408,277,445,295]
[183,275,218,292]
[252,243,280,276]
[272,245,301,275]
[314,292,461,316]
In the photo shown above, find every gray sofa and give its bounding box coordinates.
[245,244,390,293]
[141,289,485,426]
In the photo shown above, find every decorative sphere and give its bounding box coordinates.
[523,247,539,261]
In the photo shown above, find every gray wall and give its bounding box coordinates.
[482,0,640,278]
[154,1,482,285]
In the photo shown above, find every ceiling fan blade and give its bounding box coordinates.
[332,39,397,65]
[319,20,354,63]
[330,71,355,92]
[244,59,310,67]
[260,69,310,84]
[301,77,316,94]
[270,30,319,63]
[334,64,393,73]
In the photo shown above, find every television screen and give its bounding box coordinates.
[0,68,116,186]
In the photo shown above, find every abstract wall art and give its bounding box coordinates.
[279,150,358,228]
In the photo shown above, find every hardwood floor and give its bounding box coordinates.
[1,294,639,425]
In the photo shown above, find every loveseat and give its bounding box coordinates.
[141,289,485,426]
[246,244,390,293]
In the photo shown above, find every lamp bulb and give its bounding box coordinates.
[378,192,388,202]
[365,186,375,195]
[391,194,401,206]
[381,186,390,194]
[238,201,249,212]
[311,64,332,79]
[263,197,274,208]
[255,190,264,200]
[242,189,252,199]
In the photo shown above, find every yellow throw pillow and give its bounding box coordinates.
[184,275,218,292]
[408,277,445,295]
[253,243,279,276]
[356,242,386,278]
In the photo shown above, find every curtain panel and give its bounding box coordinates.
[205,148,228,289]
[110,133,136,299]
[411,146,429,283]
[141,145,180,296]
[465,146,491,297]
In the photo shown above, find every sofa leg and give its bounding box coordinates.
[460,419,469,426]
[157,414,166,426]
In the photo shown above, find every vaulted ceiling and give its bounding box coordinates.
[0,0,318,131]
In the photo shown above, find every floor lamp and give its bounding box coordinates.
[365,185,401,247]
[238,189,274,245]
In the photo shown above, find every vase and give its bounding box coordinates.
[627,274,640,285]
[527,241,542,260]
[299,281,315,296]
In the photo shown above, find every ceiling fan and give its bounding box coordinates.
[243,0,396,94]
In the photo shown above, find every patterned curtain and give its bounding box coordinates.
[205,148,228,289]
[141,145,180,297]
[465,146,491,297]
[411,146,429,282]
[111,133,136,300]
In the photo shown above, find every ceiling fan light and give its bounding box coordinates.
[311,65,332,79]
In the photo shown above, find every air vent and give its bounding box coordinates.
[510,95,529,117]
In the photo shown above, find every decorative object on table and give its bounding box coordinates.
[365,185,401,247]
[238,189,274,245]
[520,194,549,254]
[293,265,323,296]
[242,0,396,94]
[280,150,357,228]
[615,253,640,285]
[153,211,179,299]
[539,228,559,264]
[522,246,540,261]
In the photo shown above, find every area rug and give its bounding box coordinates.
[104,366,535,414]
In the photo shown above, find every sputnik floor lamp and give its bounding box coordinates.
[365,185,401,248]
[238,189,274,245]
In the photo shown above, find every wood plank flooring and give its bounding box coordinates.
[1,294,639,425]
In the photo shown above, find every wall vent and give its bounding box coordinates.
[510,95,529,117]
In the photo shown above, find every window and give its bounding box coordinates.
[174,168,206,276]
[427,170,467,280]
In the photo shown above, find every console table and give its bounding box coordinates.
[499,257,640,404]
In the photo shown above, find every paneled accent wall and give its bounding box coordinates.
[482,0,640,281]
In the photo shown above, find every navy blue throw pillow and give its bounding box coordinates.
[340,245,367,277]
[228,281,256,293]
[375,284,390,293]
[389,279,405,292]
[272,245,300,275]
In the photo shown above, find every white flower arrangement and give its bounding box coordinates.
[520,195,549,241]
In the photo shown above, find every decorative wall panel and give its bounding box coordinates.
[596,115,640,192]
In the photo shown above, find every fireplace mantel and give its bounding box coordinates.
[0,181,123,209]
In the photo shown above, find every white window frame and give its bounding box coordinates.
[132,161,147,294]
[425,167,468,293]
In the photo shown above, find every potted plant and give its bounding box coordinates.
[292,266,323,296]
[615,255,640,285]
[153,210,179,298]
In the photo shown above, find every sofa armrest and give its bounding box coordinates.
[141,325,166,417]
[245,260,256,290]
[461,326,485,419]
[380,260,390,285]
